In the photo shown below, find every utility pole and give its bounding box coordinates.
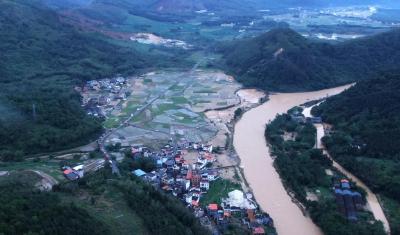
[32,103,36,121]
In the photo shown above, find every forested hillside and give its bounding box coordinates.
[312,74,400,235]
[82,0,261,21]
[265,110,385,235]
[93,0,253,13]
[0,0,151,156]
[219,28,400,91]
[42,0,93,9]
[0,171,109,234]
[0,168,209,235]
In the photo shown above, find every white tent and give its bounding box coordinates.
[228,190,245,206]
[224,190,256,209]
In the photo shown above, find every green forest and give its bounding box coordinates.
[312,74,400,235]
[71,162,209,235]
[0,0,162,157]
[0,171,109,234]
[265,110,385,235]
[0,164,210,235]
[218,28,400,91]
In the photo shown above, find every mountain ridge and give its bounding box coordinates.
[0,0,151,155]
[219,27,400,91]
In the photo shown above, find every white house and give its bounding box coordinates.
[200,180,210,191]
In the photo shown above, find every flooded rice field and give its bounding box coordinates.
[105,70,241,147]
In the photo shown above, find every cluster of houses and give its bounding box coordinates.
[290,109,322,124]
[131,143,218,204]
[130,142,274,234]
[81,76,128,117]
[58,139,274,234]
[86,76,126,92]
[334,179,364,221]
[204,190,274,234]
[62,165,84,181]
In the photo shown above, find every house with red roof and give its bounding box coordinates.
[208,204,218,211]
[253,226,265,235]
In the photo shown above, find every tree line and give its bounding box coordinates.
[0,0,155,156]
[218,27,400,92]
[312,73,400,235]
[265,111,386,235]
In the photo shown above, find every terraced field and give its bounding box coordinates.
[105,70,241,148]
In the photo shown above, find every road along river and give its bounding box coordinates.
[314,124,391,234]
[304,102,390,234]
[233,84,352,235]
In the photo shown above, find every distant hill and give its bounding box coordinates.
[91,0,400,14]
[312,73,400,234]
[89,0,262,17]
[261,0,400,8]
[59,0,400,26]
[127,0,400,13]
[0,0,151,155]
[219,28,400,91]
[149,0,267,14]
[42,0,93,9]
[0,0,149,83]
[152,0,206,12]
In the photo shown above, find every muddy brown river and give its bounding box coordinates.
[233,84,353,235]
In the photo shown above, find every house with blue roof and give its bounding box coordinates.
[133,169,146,177]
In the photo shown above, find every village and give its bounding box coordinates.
[66,71,275,234]
[130,142,274,234]
[61,138,275,235]
[77,75,129,118]
[77,70,246,149]
[51,72,365,234]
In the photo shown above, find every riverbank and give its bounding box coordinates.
[205,88,265,184]
[233,84,352,235]
[320,129,391,233]
[305,107,391,234]
[265,108,387,235]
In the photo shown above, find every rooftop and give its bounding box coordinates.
[208,204,218,211]
[133,169,146,177]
